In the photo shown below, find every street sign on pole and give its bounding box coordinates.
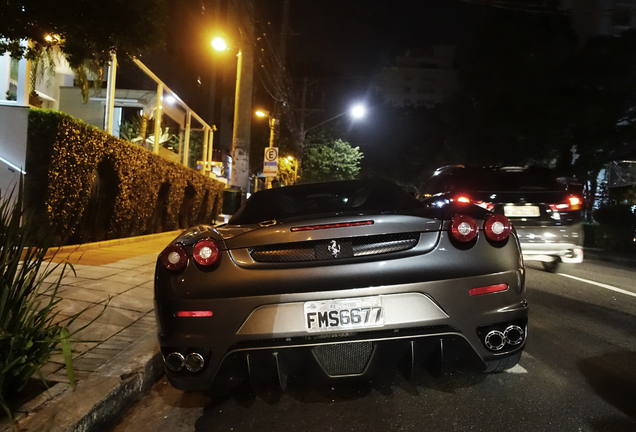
[263,147,278,177]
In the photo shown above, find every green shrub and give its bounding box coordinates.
[593,203,636,253]
[0,182,79,420]
[26,109,225,245]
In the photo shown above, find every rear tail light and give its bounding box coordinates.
[469,283,508,296]
[453,195,494,211]
[450,215,479,242]
[483,214,512,241]
[160,244,188,271]
[193,239,221,266]
[550,195,583,211]
[175,310,213,317]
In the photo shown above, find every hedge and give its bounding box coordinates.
[25,109,225,245]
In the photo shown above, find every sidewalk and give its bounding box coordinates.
[1,231,180,432]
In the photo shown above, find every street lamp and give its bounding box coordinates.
[287,155,298,184]
[301,104,366,144]
[255,109,279,189]
[211,37,228,51]
[211,35,254,192]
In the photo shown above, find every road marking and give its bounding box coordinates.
[558,273,636,299]
[505,364,528,374]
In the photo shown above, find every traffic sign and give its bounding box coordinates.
[263,147,279,177]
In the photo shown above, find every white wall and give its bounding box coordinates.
[0,105,28,197]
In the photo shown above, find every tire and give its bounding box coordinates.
[542,260,561,273]
[484,352,522,373]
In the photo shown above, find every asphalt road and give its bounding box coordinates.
[108,259,636,432]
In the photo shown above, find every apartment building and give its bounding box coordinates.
[375,46,459,108]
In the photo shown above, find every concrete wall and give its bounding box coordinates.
[0,104,28,197]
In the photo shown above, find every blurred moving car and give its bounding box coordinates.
[155,179,527,393]
[421,165,584,272]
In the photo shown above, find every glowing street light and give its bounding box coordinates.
[287,156,298,184]
[301,103,367,143]
[351,104,366,119]
[211,37,228,51]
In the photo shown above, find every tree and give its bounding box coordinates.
[0,0,167,98]
[301,133,363,183]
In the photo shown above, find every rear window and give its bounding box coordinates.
[229,180,422,225]
[427,168,565,193]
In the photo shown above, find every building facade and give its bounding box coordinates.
[375,46,459,108]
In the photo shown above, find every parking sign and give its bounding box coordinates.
[263,147,278,177]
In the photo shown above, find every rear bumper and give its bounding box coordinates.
[155,272,528,392]
[516,222,584,264]
[201,329,522,394]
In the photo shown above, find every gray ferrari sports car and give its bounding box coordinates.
[154,179,528,393]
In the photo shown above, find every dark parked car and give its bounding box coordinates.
[154,179,527,393]
[421,165,584,272]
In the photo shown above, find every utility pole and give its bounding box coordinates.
[229,0,254,191]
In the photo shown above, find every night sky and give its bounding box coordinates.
[284,0,486,76]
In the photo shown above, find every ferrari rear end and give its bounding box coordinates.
[154,180,528,392]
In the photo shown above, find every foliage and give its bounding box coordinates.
[591,185,636,252]
[0,181,80,420]
[120,114,204,168]
[300,133,363,183]
[592,203,636,253]
[277,156,298,186]
[0,0,167,101]
[26,109,225,245]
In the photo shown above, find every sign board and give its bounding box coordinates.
[263,147,278,177]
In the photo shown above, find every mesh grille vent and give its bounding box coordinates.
[249,233,419,263]
[313,342,373,376]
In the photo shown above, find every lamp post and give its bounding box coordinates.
[255,109,279,189]
[287,155,298,184]
[212,35,254,192]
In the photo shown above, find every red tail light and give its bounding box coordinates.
[550,195,583,211]
[175,310,213,318]
[483,214,512,242]
[454,195,494,211]
[160,244,188,271]
[469,284,508,296]
[193,239,221,266]
[291,220,374,232]
[450,215,479,242]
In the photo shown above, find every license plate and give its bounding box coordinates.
[304,296,384,333]
[504,205,540,217]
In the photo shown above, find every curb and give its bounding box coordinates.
[6,332,163,432]
[45,230,183,257]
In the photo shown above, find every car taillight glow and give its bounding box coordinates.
[550,195,583,211]
[160,244,188,271]
[175,310,213,318]
[469,284,508,296]
[193,239,221,266]
[456,196,470,203]
[450,214,479,242]
[483,214,512,242]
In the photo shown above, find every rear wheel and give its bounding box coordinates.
[542,260,561,273]
[484,352,522,373]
